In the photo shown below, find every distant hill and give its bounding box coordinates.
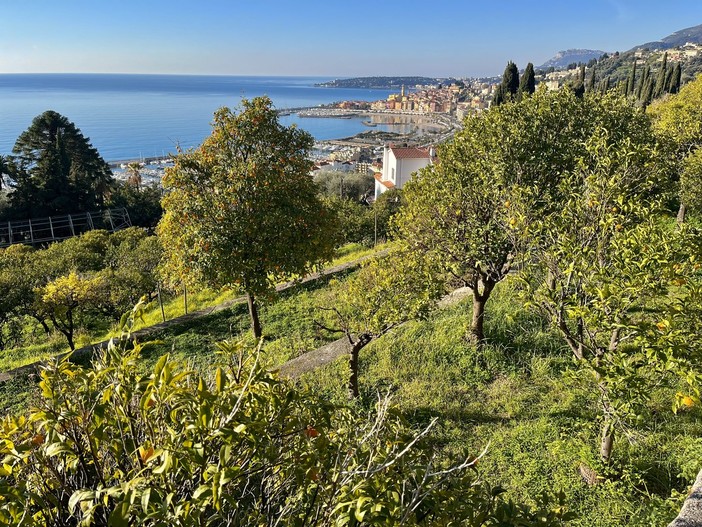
[637,23,702,50]
[538,49,606,70]
[316,77,457,89]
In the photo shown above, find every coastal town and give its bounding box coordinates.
[111,40,702,200]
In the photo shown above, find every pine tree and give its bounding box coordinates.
[519,62,536,96]
[6,111,113,220]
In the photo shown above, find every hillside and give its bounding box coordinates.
[637,22,702,50]
[315,76,458,89]
[537,22,702,89]
[538,48,606,70]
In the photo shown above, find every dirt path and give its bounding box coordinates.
[277,287,472,379]
[0,250,388,384]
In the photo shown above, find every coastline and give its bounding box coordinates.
[108,107,459,166]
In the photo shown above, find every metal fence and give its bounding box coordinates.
[0,208,132,248]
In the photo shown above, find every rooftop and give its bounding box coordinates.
[390,147,431,159]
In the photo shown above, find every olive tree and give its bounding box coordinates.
[158,97,338,338]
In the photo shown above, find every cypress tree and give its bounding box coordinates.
[519,62,536,96]
[642,74,655,106]
[502,61,520,97]
[588,66,597,92]
[636,65,650,100]
[664,64,674,94]
[602,76,610,93]
[492,84,505,106]
[671,63,682,94]
[626,61,637,97]
[572,65,586,98]
[654,52,668,99]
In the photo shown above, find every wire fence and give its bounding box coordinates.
[0,208,132,248]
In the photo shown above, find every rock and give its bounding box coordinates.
[669,469,702,527]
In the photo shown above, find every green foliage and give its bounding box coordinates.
[106,181,163,228]
[397,88,654,343]
[323,196,374,246]
[3,111,113,220]
[0,324,571,526]
[317,251,443,397]
[0,228,162,351]
[519,63,536,97]
[502,62,520,97]
[314,170,374,201]
[650,74,702,218]
[522,125,701,460]
[158,96,339,337]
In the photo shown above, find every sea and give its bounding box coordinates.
[0,74,402,162]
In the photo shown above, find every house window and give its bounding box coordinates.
[391,168,395,181]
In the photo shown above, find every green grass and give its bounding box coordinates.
[294,280,701,526]
[0,242,382,374]
[1,270,699,525]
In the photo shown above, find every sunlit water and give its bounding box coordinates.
[0,74,405,162]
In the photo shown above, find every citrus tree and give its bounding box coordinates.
[317,251,443,398]
[158,97,338,339]
[0,318,573,526]
[522,130,702,462]
[395,88,651,345]
[649,75,702,221]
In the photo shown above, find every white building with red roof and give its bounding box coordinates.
[374,145,433,199]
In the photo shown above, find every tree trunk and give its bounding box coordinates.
[470,295,487,345]
[600,419,614,463]
[677,202,687,224]
[33,315,51,335]
[469,280,495,346]
[348,335,371,399]
[247,292,262,340]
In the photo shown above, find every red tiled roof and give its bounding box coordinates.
[390,147,430,159]
[374,172,395,189]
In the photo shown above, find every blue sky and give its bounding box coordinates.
[1,0,702,77]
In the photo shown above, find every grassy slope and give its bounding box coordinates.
[0,243,379,373]
[1,270,700,525]
[296,280,702,527]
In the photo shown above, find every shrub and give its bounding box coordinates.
[0,318,572,526]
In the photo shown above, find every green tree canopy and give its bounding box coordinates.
[4,111,114,220]
[158,97,339,338]
[649,74,702,220]
[522,129,699,462]
[395,88,660,345]
[502,61,520,96]
[519,62,536,96]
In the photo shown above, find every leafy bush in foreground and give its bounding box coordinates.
[0,327,571,526]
